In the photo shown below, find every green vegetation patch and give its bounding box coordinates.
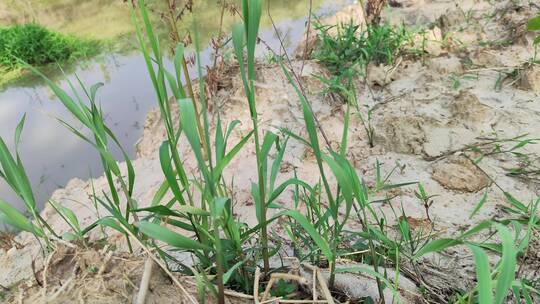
[313,21,410,76]
[0,23,100,88]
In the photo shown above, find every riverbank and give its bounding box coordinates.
[1,1,540,303]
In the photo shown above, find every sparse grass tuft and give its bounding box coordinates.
[313,21,409,77]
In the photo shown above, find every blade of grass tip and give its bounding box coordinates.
[212,130,254,182]
[131,6,160,100]
[165,69,181,99]
[21,61,89,127]
[269,137,288,193]
[494,224,517,304]
[460,220,493,239]
[135,205,209,217]
[50,200,80,232]
[232,24,250,100]
[242,0,249,35]
[57,118,122,177]
[260,131,278,186]
[14,114,26,151]
[89,82,104,103]
[150,180,170,207]
[470,189,488,219]
[267,178,312,203]
[503,192,528,213]
[246,0,261,80]
[468,245,493,304]
[138,0,162,66]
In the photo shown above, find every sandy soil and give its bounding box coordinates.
[1,0,539,303]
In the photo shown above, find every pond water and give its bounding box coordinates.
[0,0,352,216]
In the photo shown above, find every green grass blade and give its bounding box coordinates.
[223,260,246,284]
[469,245,493,304]
[21,63,89,126]
[269,137,288,193]
[159,141,186,205]
[232,24,249,98]
[138,221,211,251]
[14,114,26,151]
[212,130,254,182]
[246,0,261,81]
[268,178,312,203]
[50,200,80,231]
[0,137,36,210]
[494,224,517,304]
[469,190,488,219]
[413,238,462,259]
[0,199,41,235]
[177,99,212,188]
[285,210,333,260]
[135,205,210,217]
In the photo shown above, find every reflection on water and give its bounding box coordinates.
[0,0,353,214]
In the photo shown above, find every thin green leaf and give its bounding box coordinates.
[14,114,26,151]
[469,245,493,304]
[135,205,210,217]
[138,221,211,251]
[0,199,40,235]
[527,16,540,31]
[470,190,488,219]
[284,210,333,260]
[494,224,517,304]
[414,238,462,259]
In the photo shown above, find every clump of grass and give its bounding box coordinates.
[312,21,410,147]
[0,24,99,68]
[313,21,409,77]
[0,23,100,87]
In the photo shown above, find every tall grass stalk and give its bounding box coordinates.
[132,1,263,302]
[161,0,208,157]
[231,0,273,274]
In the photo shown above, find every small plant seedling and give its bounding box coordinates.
[414,184,437,221]
[527,14,540,61]
[270,279,298,298]
[448,72,478,90]
[527,16,540,43]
